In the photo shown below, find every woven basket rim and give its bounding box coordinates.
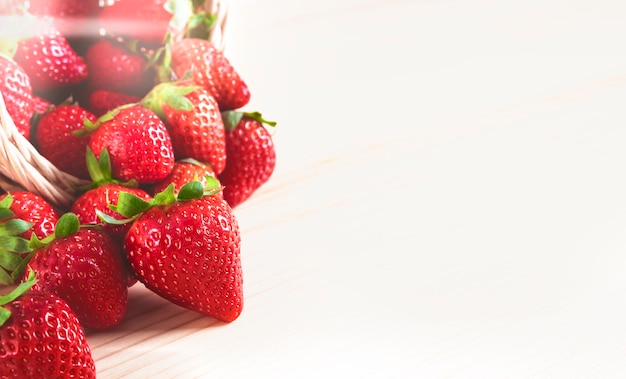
[0,0,229,209]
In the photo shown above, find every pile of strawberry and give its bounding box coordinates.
[0,0,277,377]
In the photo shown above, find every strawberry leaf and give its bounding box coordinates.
[74,117,96,137]
[80,148,137,191]
[0,250,22,272]
[222,111,244,132]
[10,250,35,283]
[0,267,12,286]
[141,82,199,119]
[0,219,34,237]
[0,208,13,220]
[96,210,138,226]
[111,191,153,218]
[54,213,81,239]
[203,175,223,196]
[0,193,13,210]
[0,193,33,285]
[85,147,107,185]
[177,180,204,200]
[152,183,178,205]
[162,86,195,111]
[0,235,31,254]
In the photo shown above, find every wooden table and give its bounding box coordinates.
[90,0,626,377]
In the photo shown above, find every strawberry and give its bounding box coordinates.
[88,105,175,184]
[71,175,149,288]
[97,0,172,48]
[84,39,156,97]
[110,178,243,322]
[219,111,277,208]
[0,53,34,139]
[0,191,58,241]
[169,38,251,111]
[0,273,96,378]
[146,158,221,197]
[72,148,153,241]
[28,213,130,330]
[33,104,96,179]
[84,89,141,117]
[141,81,227,174]
[13,22,88,93]
[71,182,149,288]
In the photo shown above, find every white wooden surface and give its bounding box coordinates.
[89,1,626,377]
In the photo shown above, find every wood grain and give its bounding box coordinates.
[90,0,626,377]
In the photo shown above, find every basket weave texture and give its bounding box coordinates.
[0,0,229,209]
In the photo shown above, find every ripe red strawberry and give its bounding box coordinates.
[113,179,243,322]
[34,104,96,179]
[147,158,221,197]
[141,82,227,174]
[69,148,147,287]
[85,89,141,117]
[0,276,96,378]
[71,181,150,289]
[170,38,250,111]
[219,111,277,208]
[97,0,172,48]
[13,22,88,93]
[28,213,130,330]
[0,191,58,240]
[84,39,156,97]
[0,54,34,139]
[88,105,175,184]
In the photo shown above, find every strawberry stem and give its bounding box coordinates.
[222,111,278,132]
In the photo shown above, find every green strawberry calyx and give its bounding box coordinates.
[0,194,34,286]
[76,103,138,137]
[98,176,222,225]
[222,111,278,133]
[77,147,138,192]
[0,270,36,326]
[140,81,200,120]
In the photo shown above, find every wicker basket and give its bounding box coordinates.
[0,0,229,209]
